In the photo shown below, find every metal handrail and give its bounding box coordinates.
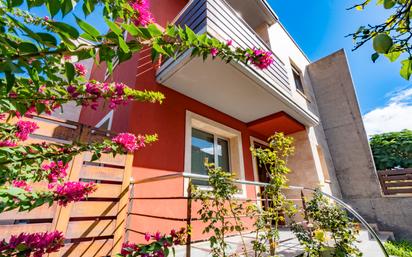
[131,172,389,257]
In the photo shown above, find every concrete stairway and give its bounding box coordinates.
[366,223,395,241]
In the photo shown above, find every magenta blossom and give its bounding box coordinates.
[54,181,96,206]
[121,242,139,255]
[129,0,155,26]
[0,140,17,147]
[154,231,162,241]
[15,120,39,141]
[247,48,274,70]
[74,63,87,76]
[41,161,68,188]
[12,180,32,192]
[226,39,233,46]
[112,133,145,152]
[210,48,219,57]
[0,231,64,256]
[144,232,151,241]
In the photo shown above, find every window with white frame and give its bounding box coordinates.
[191,128,230,184]
[185,111,246,191]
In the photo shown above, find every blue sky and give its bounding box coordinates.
[267,0,412,135]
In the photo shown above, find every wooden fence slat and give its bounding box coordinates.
[111,153,133,256]
[60,239,113,257]
[385,182,412,188]
[90,184,122,198]
[0,223,51,241]
[65,219,116,239]
[83,153,126,167]
[382,175,412,181]
[71,201,119,218]
[378,169,412,195]
[379,169,412,175]
[80,165,124,182]
[0,205,56,221]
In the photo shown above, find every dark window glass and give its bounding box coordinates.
[292,66,304,93]
[217,138,230,172]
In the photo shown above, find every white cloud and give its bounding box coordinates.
[363,86,412,136]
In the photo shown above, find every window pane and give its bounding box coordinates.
[292,68,304,93]
[217,138,230,172]
[191,128,214,185]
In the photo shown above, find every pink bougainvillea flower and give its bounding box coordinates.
[154,231,162,241]
[54,181,96,206]
[112,133,146,152]
[74,63,87,76]
[121,242,139,255]
[247,48,274,70]
[44,16,49,21]
[63,55,72,61]
[144,232,151,241]
[15,120,39,141]
[210,48,219,57]
[226,39,233,46]
[0,140,17,147]
[130,0,155,26]
[41,160,68,187]
[1,231,64,256]
[12,180,32,192]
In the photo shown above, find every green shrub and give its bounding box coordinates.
[385,240,412,257]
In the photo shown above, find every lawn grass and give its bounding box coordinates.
[385,240,412,257]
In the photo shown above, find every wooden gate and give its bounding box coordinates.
[0,116,133,256]
[378,169,412,195]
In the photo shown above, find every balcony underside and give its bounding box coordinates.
[157,54,318,126]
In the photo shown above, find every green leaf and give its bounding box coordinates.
[65,62,75,82]
[104,17,122,36]
[36,32,57,46]
[75,16,100,38]
[5,71,15,93]
[152,43,166,55]
[185,25,197,43]
[400,59,412,80]
[49,21,80,39]
[118,36,129,53]
[371,52,379,63]
[46,0,60,17]
[18,42,38,53]
[147,24,162,37]
[61,0,74,16]
[384,51,401,62]
[10,0,23,7]
[121,23,140,37]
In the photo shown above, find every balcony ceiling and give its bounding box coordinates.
[157,54,317,126]
[225,0,277,28]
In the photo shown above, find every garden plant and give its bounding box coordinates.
[291,189,362,257]
[0,0,275,256]
[249,132,296,257]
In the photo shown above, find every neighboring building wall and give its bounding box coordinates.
[267,21,342,196]
[308,49,412,240]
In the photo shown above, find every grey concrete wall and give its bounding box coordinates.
[308,49,412,240]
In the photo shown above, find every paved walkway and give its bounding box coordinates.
[174,229,388,257]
